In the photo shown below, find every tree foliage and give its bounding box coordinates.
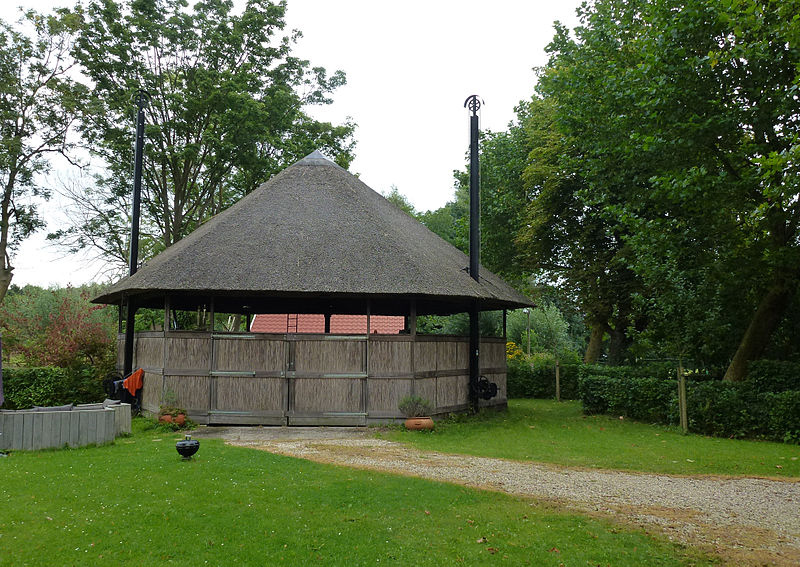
[52,0,356,270]
[0,9,86,304]
[0,284,116,370]
[535,0,800,376]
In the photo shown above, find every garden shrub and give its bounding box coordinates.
[507,355,580,400]
[746,360,800,393]
[579,362,677,382]
[578,374,616,414]
[686,381,761,439]
[762,391,800,443]
[1,367,105,410]
[579,374,677,424]
[578,368,800,443]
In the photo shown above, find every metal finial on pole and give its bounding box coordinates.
[464,95,482,412]
[124,89,150,379]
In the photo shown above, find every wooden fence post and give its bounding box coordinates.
[555,358,561,402]
[678,360,688,435]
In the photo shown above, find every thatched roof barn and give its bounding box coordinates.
[94,151,530,315]
[95,151,532,425]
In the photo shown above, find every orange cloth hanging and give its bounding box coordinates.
[123,368,144,396]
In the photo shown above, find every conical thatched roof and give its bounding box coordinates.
[94,151,532,315]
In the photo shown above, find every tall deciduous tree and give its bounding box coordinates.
[0,10,86,304]
[53,0,355,270]
[515,97,642,364]
[538,0,800,378]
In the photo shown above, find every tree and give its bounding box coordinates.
[53,0,355,270]
[0,284,116,369]
[453,123,532,281]
[514,97,642,364]
[382,185,416,216]
[416,192,469,254]
[0,10,86,304]
[538,0,800,377]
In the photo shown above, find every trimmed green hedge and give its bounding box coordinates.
[577,364,800,443]
[746,360,800,393]
[0,367,104,410]
[507,358,580,400]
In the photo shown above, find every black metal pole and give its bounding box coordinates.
[123,90,149,377]
[464,95,481,412]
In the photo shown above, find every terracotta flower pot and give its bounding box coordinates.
[159,414,173,423]
[174,414,186,426]
[404,417,434,430]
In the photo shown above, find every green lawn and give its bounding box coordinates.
[382,399,800,477]
[0,420,713,566]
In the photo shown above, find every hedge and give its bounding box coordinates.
[0,367,104,410]
[746,360,800,393]
[577,367,800,444]
[507,357,580,400]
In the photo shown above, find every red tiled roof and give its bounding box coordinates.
[250,314,405,334]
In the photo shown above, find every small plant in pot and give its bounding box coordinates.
[398,395,434,430]
[158,389,188,428]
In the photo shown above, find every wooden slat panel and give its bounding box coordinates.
[214,338,284,372]
[165,337,211,369]
[215,377,284,411]
[480,341,505,371]
[367,379,411,413]
[141,371,162,413]
[209,413,285,425]
[293,378,361,413]
[437,340,469,373]
[294,340,363,374]
[369,340,412,375]
[289,415,365,426]
[163,376,210,412]
[134,336,164,369]
[414,341,437,373]
[492,372,508,401]
[437,375,469,408]
[413,378,437,410]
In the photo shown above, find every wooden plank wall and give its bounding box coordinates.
[214,337,284,372]
[134,333,165,370]
[141,371,162,414]
[126,330,506,425]
[294,338,364,374]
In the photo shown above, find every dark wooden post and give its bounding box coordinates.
[123,90,149,377]
[465,95,482,412]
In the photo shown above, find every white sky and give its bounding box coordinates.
[2,0,582,288]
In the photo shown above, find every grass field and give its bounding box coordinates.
[0,419,715,566]
[382,399,800,478]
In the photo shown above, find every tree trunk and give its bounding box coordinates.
[723,280,797,381]
[583,323,607,363]
[0,265,11,305]
[607,327,629,365]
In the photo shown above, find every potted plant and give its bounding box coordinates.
[158,389,187,427]
[398,395,434,430]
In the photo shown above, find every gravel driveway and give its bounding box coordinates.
[194,426,800,566]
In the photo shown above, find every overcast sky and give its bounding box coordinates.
[2,0,583,288]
